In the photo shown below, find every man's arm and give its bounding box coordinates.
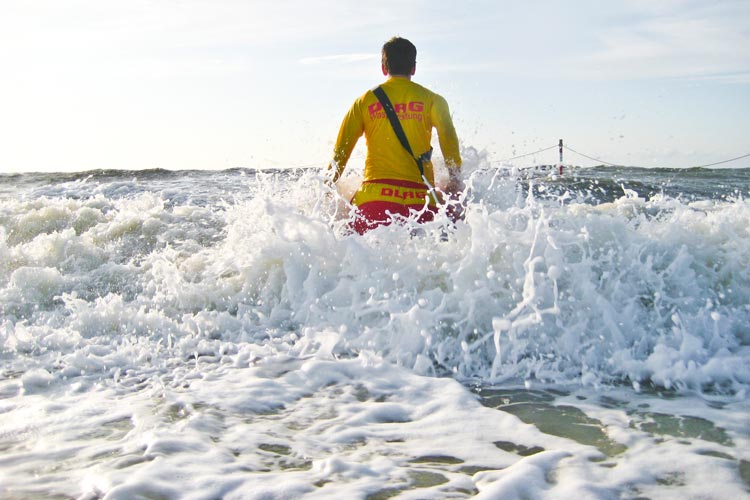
[327,101,364,184]
[431,95,463,195]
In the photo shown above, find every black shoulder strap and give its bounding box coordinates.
[372,86,431,178]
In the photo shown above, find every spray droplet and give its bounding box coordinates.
[547,265,561,280]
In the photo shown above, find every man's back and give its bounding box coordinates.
[332,77,460,187]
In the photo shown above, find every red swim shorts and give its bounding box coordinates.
[349,179,439,234]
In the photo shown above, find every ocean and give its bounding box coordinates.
[1,158,749,499]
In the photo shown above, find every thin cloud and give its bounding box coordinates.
[299,53,379,66]
[687,72,750,85]
[566,1,750,81]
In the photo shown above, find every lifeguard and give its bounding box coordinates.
[326,36,463,234]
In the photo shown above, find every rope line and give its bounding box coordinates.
[564,146,750,169]
[563,146,622,167]
[493,144,559,164]
[691,153,750,168]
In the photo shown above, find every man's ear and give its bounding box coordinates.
[382,63,388,76]
[411,65,416,76]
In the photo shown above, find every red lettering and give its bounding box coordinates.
[409,101,424,112]
[376,187,429,201]
[371,101,423,119]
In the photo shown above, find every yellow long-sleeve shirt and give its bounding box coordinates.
[330,77,461,186]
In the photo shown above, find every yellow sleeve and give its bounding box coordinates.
[431,95,462,169]
[329,99,365,181]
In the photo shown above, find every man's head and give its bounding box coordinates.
[381,36,416,77]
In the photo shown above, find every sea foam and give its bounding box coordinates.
[1,162,749,498]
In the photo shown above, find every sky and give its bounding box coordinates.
[1,0,748,173]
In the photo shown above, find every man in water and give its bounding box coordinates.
[326,36,463,234]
